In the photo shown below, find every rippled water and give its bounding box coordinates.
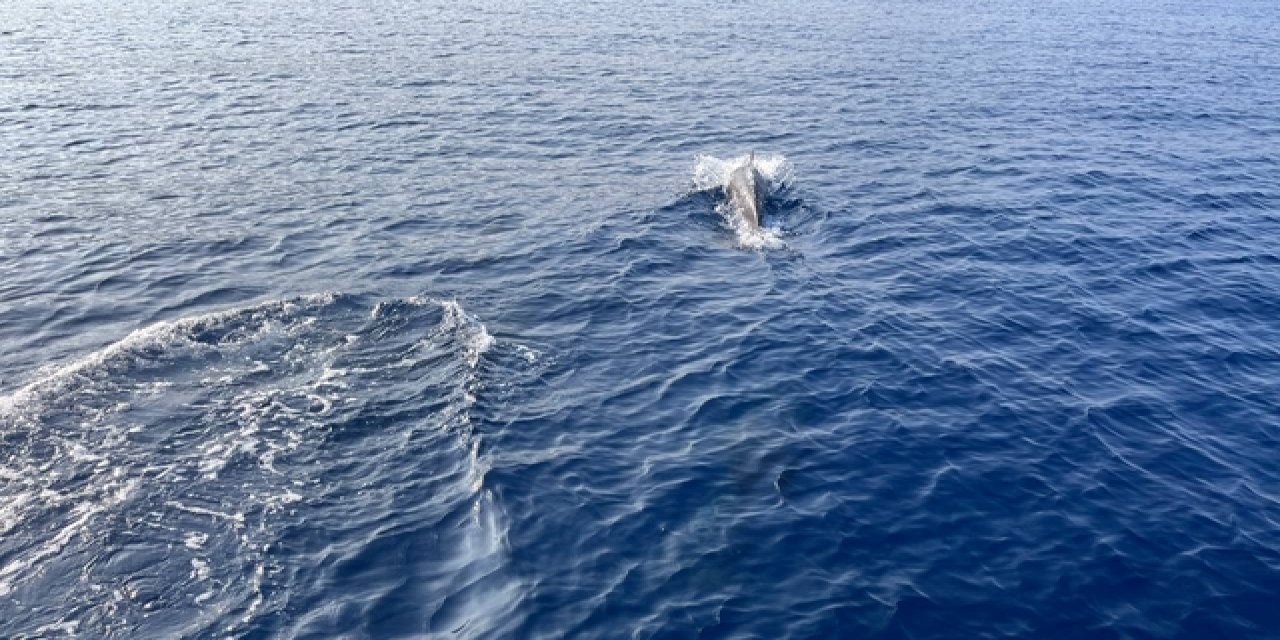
[3,0,1279,637]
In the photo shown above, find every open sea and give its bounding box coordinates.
[2,0,1279,638]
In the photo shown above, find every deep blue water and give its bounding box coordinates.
[3,0,1280,638]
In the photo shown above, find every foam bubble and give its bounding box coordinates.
[190,558,210,581]
[183,531,209,550]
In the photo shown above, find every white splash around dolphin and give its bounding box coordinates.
[693,152,793,249]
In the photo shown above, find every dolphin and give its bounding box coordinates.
[724,153,769,228]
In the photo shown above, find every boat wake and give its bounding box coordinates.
[0,294,525,638]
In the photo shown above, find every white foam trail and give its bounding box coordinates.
[30,621,79,637]
[0,294,345,620]
[0,477,138,597]
[0,292,341,419]
[692,152,792,250]
[165,501,247,526]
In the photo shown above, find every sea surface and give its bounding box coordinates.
[3,0,1280,638]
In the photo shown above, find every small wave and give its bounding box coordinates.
[440,298,496,369]
[692,152,793,249]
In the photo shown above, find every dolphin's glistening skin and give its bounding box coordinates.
[724,156,769,228]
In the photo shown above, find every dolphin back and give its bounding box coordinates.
[725,162,768,228]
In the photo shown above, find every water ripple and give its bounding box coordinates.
[3,0,1280,638]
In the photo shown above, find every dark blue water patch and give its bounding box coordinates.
[3,0,1280,638]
